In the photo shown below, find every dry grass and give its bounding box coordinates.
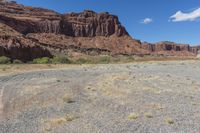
[128,113,139,120]
[0,59,197,77]
[165,117,174,124]
[191,102,200,106]
[62,94,74,103]
[65,114,75,121]
[86,85,96,91]
[0,64,83,76]
[48,118,66,126]
[72,54,197,64]
[144,103,164,110]
[143,87,161,94]
[43,114,75,128]
[144,113,153,118]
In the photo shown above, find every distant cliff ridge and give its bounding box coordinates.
[142,41,200,55]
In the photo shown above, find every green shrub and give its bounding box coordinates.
[99,56,111,64]
[127,56,135,61]
[51,56,71,64]
[75,58,91,64]
[13,59,23,64]
[0,56,11,64]
[32,57,51,64]
[112,57,121,63]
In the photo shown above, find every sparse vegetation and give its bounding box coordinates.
[165,118,174,124]
[75,58,91,64]
[62,94,74,103]
[0,54,193,64]
[73,55,135,64]
[13,59,23,64]
[43,114,75,129]
[128,113,139,120]
[44,118,67,127]
[0,56,11,64]
[99,56,111,64]
[32,57,51,64]
[65,114,75,121]
[144,113,153,118]
[51,56,71,64]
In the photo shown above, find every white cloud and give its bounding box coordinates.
[170,8,200,22]
[141,18,153,24]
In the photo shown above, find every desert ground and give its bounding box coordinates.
[0,60,200,133]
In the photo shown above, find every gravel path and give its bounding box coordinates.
[0,61,200,133]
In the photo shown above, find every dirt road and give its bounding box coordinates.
[0,61,200,133]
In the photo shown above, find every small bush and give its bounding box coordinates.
[75,58,91,64]
[128,113,139,120]
[0,56,11,64]
[99,56,111,64]
[127,56,135,61]
[165,118,174,124]
[144,113,153,118]
[32,57,51,64]
[13,59,23,64]
[65,114,75,122]
[51,56,71,64]
[62,94,74,103]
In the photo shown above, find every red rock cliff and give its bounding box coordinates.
[0,1,199,61]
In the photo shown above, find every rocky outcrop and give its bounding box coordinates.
[26,33,146,56]
[0,22,52,61]
[0,1,61,34]
[0,2,128,37]
[191,46,200,54]
[62,10,128,37]
[0,35,52,61]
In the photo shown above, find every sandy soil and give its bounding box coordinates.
[0,60,200,133]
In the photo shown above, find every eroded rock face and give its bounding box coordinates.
[62,10,128,37]
[0,2,128,37]
[0,35,52,61]
[142,41,190,52]
[26,33,146,56]
[0,22,52,61]
[0,1,144,60]
[191,46,200,54]
[0,1,61,34]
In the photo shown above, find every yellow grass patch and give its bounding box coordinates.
[128,113,139,120]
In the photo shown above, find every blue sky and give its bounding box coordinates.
[15,0,200,45]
